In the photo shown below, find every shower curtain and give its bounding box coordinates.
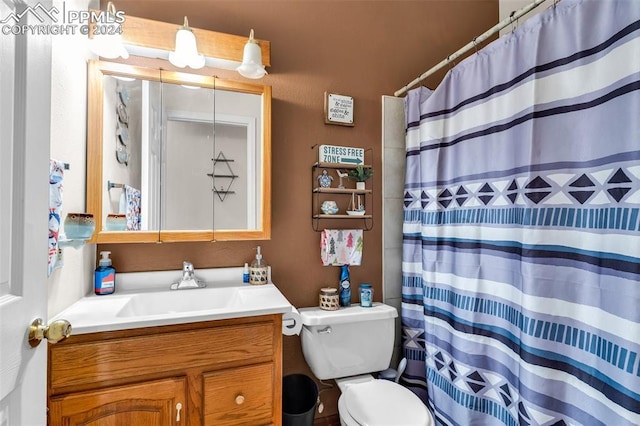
[401,0,640,425]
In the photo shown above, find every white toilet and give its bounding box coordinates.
[299,303,434,426]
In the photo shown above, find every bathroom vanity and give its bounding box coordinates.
[48,314,281,425]
[47,270,292,426]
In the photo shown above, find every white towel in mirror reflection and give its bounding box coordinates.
[119,191,126,214]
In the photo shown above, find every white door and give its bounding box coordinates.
[0,1,52,425]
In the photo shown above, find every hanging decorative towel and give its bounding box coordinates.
[320,229,363,266]
[123,184,141,231]
[48,159,65,276]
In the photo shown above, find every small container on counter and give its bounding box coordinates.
[243,262,250,283]
[359,283,373,308]
[249,246,268,285]
[94,251,116,295]
[319,287,339,311]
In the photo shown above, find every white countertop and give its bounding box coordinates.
[52,267,293,334]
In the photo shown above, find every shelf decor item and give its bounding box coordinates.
[336,169,348,189]
[347,193,365,215]
[321,200,339,215]
[105,213,127,231]
[64,213,96,240]
[347,165,373,190]
[317,169,334,188]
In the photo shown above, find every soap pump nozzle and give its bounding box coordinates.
[99,251,112,267]
[252,246,265,267]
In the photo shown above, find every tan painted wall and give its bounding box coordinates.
[98,1,498,420]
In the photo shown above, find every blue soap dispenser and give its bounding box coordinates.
[94,251,116,295]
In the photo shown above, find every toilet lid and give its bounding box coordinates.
[344,380,431,426]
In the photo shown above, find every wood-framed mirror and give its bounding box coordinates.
[87,60,271,243]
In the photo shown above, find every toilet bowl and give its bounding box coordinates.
[298,304,434,426]
[336,375,433,426]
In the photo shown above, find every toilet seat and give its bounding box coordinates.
[339,379,433,426]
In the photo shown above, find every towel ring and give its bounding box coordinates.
[107,180,124,191]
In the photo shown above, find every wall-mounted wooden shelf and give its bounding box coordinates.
[311,158,373,232]
[313,162,372,170]
[313,214,373,219]
[313,187,372,195]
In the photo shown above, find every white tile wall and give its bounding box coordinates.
[381,95,405,369]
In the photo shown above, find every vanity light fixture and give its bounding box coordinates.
[88,2,129,59]
[168,16,206,69]
[237,29,267,79]
[99,13,271,75]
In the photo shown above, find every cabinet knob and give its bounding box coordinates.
[235,394,245,405]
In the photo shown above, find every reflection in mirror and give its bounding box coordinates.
[161,83,215,231]
[160,85,262,231]
[102,75,161,232]
[87,60,271,243]
[212,89,263,231]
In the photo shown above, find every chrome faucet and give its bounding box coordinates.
[170,261,206,290]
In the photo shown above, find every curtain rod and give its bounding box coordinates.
[394,0,549,97]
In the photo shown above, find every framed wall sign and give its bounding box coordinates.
[324,92,354,126]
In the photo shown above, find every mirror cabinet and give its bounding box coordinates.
[87,60,271,243]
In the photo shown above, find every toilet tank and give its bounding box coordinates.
[299,303,398,380]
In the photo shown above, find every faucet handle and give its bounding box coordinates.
[182,261,195,280]
[171,261,205,290]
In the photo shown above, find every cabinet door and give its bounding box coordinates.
[203,363,274,426]
[49,377,186,426]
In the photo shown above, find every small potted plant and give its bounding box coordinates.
[347,165,374,190]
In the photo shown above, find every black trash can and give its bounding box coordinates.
[282,374,318,426]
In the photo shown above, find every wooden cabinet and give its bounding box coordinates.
[203,363,274,425]
[48,315,283,426]
[312,162,373,231]
[49,377,186,425]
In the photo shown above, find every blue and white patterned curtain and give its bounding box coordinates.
[401,1,640,425]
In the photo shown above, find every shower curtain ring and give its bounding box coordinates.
[472,37,479,54]
[509,10,516,33]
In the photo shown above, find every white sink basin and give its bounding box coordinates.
[53,275,293,335]
[117,286,241,317]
